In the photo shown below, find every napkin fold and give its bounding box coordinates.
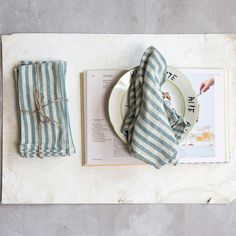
[15,61,75,158]
[121,47,187,168]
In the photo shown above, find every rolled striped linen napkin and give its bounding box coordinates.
[14,61,75,158]
[121,46,187,168]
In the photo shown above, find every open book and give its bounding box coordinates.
[82,68,230,166]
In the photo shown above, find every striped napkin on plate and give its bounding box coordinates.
[14,61,75,158]
[121,46,187,168]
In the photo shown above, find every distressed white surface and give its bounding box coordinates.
[2,33,236,204]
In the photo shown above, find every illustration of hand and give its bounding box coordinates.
[199,79,215,93]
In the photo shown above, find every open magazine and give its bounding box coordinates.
[82,68,230,166]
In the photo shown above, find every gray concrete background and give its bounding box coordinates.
[1,0,236,235]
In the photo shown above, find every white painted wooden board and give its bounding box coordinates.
[2,33,236,203]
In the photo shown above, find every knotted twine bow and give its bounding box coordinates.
[17,63,68,158]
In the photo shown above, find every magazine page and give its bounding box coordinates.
[178,68,229,163]
[83,70,142,165]
[83,69,229,165]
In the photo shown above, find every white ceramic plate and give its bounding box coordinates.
[108,66,199,143]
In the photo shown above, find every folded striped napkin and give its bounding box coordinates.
[15,61,75,158]
[121,47,187,168]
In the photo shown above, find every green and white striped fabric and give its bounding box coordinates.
[15,61,75,158]
[121,47,187,168]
